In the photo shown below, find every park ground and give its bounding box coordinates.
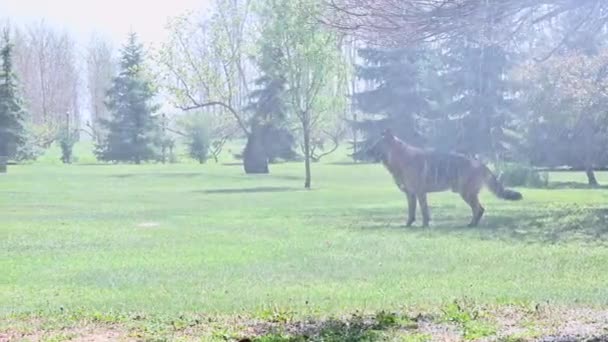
[2,144,608,341]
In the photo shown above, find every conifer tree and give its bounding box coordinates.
[96,33,160,164]
[0,28,27,165]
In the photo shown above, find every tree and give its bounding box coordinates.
[245,75,297,166]
[0,27,27,164]
[160,0,262,172]
[435,40,518,160]
[258,0,347,188]
[180,114,211,164]
[86,33,115,140]
[12,21,80,146]
[95,33,160,164]
[325,0,608,51]
[350,46,429,161]
[516,50,608,186]
[245,39,298,165]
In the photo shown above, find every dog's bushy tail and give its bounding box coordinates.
[484,167,523,201]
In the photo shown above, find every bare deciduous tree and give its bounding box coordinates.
[324,0,608,52]
[159,1,260,171]
[12,21,81,145]
[86,33,115,130]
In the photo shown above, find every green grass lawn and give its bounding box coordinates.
[2,146,608,340]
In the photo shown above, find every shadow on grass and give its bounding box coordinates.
[546,181,608,190]
[198,186,300,194]
[352,206,608,244]
[109,172,204,179]
[248,311,418,342]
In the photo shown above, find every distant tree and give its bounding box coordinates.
[158,113,176,164]
[86,33,115,140]
[325,0,608,53]
[517,50,608,186]
[350,47,429,161]
[95,33,160,164]
[179,114,211,164]
[244,74,297,167]
[160,0,260,172]
[436,40,518,160]
[58,128,78,164]
[12,21,80,147]
[245,40,298,165]
[258,0,347,188]
[0,28,27,163]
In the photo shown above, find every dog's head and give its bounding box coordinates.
[366,129,395,161]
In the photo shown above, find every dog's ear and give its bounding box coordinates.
[382,128,394,139]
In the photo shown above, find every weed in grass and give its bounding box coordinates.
[442,300,496,340]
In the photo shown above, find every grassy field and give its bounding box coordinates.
[2,145,608,341]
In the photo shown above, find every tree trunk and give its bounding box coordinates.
[585,166,599,187]
[303,125,311,189]
[243,130,269,174]
[0,156,7,173]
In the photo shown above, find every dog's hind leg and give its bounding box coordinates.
[406,192,416,226]
[417,192,430,227]
[461,192,484,227]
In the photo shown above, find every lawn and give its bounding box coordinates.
[2,148,608,341]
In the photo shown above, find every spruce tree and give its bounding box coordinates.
[96,33,160,164]
[0,28,26,162]
[245,74,297,164]
[351,47,430,160]
[437,40,517,159]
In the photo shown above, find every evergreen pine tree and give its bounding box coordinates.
[0,28,27,162]
[242,42,297,173]
[95,33,160,164]
[437,40,517,159]
[351,47,429,160]
[245,74,297,163]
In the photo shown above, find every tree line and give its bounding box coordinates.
[2,0,608,187]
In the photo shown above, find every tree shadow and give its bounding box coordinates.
[197,186,301,194]
[546,181,608,190]
[109,172,204,179]
[328,161,375,166]
[353,206,608,245]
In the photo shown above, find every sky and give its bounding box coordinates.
[0,0,211,45]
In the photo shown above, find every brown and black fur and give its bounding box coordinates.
[368,129,522,227]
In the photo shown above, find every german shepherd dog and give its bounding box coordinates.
[368,129,522,227]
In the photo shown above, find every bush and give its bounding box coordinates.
[495,162,549,188]
[14,132,42,162]
[58,128,79,164]
[183,118,210,164]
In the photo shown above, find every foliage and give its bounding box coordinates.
[58,128,79,164]
[351,47,429,160]
[442,300,496,341]
[256,0,348,187]
[245,72,297,163]
[180,114,211,164]
[436,41,518,159]
[13,125,42,162]
[0,28,27,160]
[352,39,517,161]
[95,33,160,164]
[495,163,549,188]
[159,0,256,134]
[516,49,608,184]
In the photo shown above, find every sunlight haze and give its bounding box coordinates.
[0,0,210,45]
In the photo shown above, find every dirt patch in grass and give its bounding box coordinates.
[2,305,608,341]
[1,326,129,342]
